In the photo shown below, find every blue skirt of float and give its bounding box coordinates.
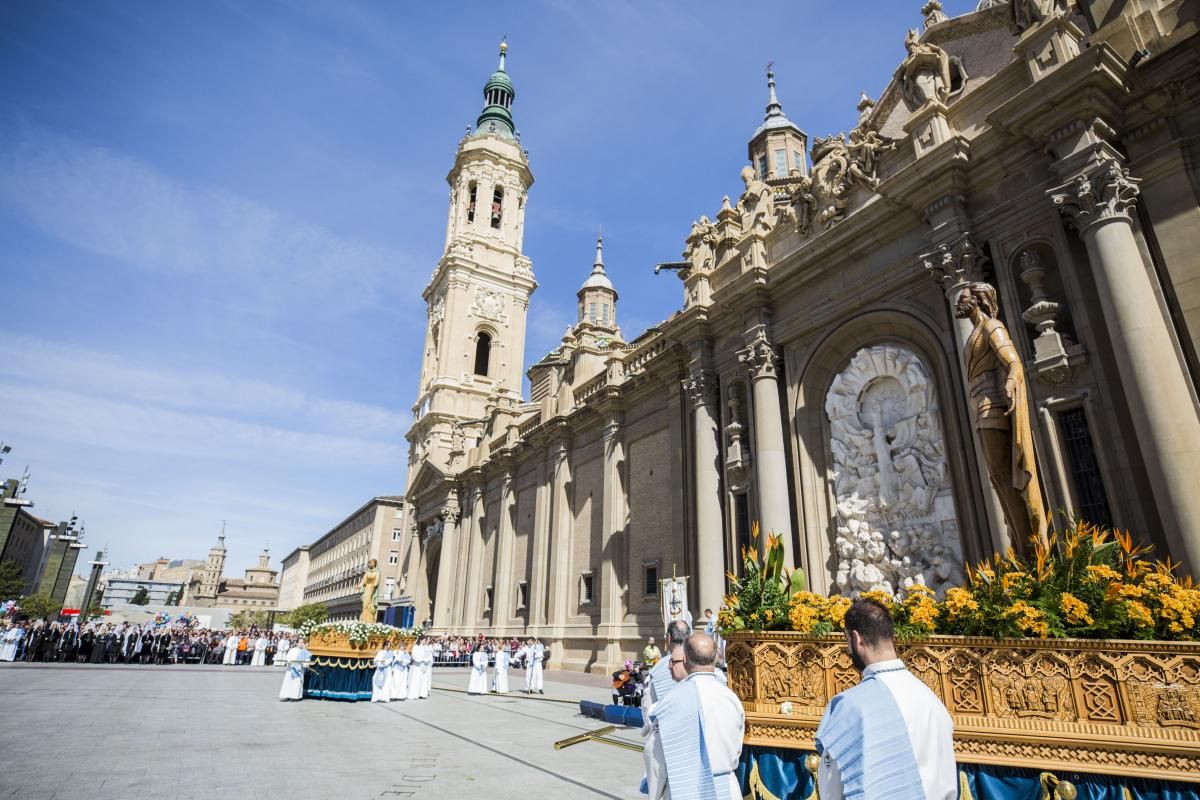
[303,656,374,701]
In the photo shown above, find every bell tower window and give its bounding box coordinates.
[473,331,492,376]
[491,187,504,228]
[467,182,477,223]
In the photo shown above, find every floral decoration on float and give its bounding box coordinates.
[299,621,424,659]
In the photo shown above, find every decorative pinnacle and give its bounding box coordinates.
[498,36,507,70]
[593,234,605,271]
[765,62,783,120]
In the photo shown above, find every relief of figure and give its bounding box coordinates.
[954,282,1050,551]
[807,136,853,230]
[736,166,774,235]
[846,126,896,188]
[1010,0,1069,34]
[898,28,953,109]
[683,216,719,271]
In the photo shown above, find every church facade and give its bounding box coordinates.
[400,1,1200,673]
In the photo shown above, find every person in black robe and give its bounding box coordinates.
[121,627,139,663]
[59,626,79,663]
[22,625,41,662]
[78,629,94,663]
[156,633,171,664]
[38,625,59,662]
[106,629,122,663]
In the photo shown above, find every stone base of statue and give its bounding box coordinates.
[726,632,1200,796]
[300,624,415,702]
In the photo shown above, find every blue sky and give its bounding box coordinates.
[0,0,979,578]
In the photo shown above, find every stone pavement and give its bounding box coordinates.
[0,663,645,800]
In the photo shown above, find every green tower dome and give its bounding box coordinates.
[475,41,516,139]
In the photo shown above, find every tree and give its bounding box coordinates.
[228,610,271,630]
[0,560,23,602]
[282,602,328,629]
[164,588,182,606]
[130,587,150,605]
[19,593,62,621]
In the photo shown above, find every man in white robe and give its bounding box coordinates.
[389,644,411,700]
[418,639,433,698]
[525,638,545,694]
[371,648,393,703]
[251,635,269,666]
[647,634,744,800]
[222,632,239,665]
[0,624,23,662]
[815,598,956,800]
[467,646,488,694]
[274,636,291,666]
[641,619,691,795]
[278,642,311,701]
[493,646,510,694]
[406,640,425,700]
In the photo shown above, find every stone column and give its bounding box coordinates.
[684,367,725,614]
[546,436,573,667]
[431,498,461,631]
[528,457,552,630]
[599,411,627,672]
[460,485,486,629]
[491,470,517,632]
[738,331,795,568]
[921,235,1012,555]
[1052,155,1200,571]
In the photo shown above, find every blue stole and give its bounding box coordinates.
[649,657,674,702]
[288,647,311,679]
[374,651,393,688]
[651,673,732,800]
[814,667,925,800]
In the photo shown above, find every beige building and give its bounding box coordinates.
[177,534,280,610]
[288,497,407,621]
[401,3,1200,673]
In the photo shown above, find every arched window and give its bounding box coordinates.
[474,332,492,376]
[491,186,504,228]
[467,182,477,223]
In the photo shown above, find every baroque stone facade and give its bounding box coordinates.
[402,4,1200,673]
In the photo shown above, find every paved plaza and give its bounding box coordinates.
[0,663,645,800]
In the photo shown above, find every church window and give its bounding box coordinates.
[579,571,594,605]
[793,150,804,174]
[757,154,768,179]
[773,149,787,176]
[467,182,477,223]
[473,332,492,376]
[388,550,398,565]
[516,581,528,610]
[392,527,402,541]
[601,304,609,324]
[733,493,751,574]
[1059,407,1114,528]
[588,303,596,323]
[484,586,493,612]
[643,563,659,597]
[491,186,504,228]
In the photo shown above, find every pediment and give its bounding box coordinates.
[407,459,451,503]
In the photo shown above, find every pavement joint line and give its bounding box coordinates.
[380,703,628,800]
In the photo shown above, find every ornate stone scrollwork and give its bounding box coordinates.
[471,287,509,323]
[428,294,446,324]
[739,333,781,382]
[683,369,719,409]
[825,345,964,595]
[897,29,953,109]
[919,233,989,294]
[513,255,534,281]
[439,501,461,525]
[725,388,751,494]
[1050,158,1141,233]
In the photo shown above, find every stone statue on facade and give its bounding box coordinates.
[683,215,719,271]
[954,282,1050,551]
[846,126,896,188]
[897,28,953,109]
[1009,0,1069,34]
[736,166,774,235]
[358,558,380,624]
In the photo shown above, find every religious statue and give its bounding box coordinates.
[358,559,380,624]
[736,166,774,235]
[897,28,953,109]
[846,126,896,188]
[1010,0,1069,34]
[683,215,719,271]
[954,282,1050,550]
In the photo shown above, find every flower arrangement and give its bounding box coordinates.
[717,523,806,632]
[176,612,198,627]
[153,611,172,626]
[298,620,424,645]
[723,520,1199,642]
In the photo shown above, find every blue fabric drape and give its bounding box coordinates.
[737,745,1200,800]
[304,660,374,701]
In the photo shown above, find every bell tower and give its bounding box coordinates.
[409,40,537,473]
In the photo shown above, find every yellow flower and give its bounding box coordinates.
[1060,592,1094,626]
[1004,601,1050,637]
[765,609,775,622]
[901,585,939,632]
[825,596,852,628]
[1125,600,1153,629]
[859,589,894,608]
[944,587,980,621]
[1159,586,1200,635]
[1143,572,1175,592]
[1000,571,1028,594]
[1085,564,1121,583]
[789,604,821,633]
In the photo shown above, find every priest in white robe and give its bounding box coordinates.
[0,625,23,662]
[647,634,744,800]
[371,648,394,703]
[418,639,433,698]
[389,644,411,700]
[493,646,510,694]
[222,632,239,665]
[278,642,312,701]
[522,638,545,694]
[815,598,956,800]
[467,646,489,694]
[406,640,424,700]
[274,636,291,666]
[251,635,269,666]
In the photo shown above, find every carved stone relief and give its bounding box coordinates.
[470,287,508,324]
[824,344,964,595]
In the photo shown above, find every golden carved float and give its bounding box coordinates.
[305,630,414,659]
[725,631,1200,783]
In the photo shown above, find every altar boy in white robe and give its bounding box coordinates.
[647,634,743,800]
[523,638,545,694]
[406,639,424,700]
[251,634,269,666]
[278,641,312,701]
[814,598,956,800]
[418,638,433,698]
[274,636,291,666]
[371,647,393,703]
[467,645,488,695]
[493,644,510,694]
[0,624,23,662]
[389,643,411,700]
[222,632,239,665]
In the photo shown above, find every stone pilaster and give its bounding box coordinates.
[431,497,461,631]
[599,411,627,672]
[1051,153,1200,572]
[738,329,795,569]
[491,470,517,632]
[528,456,552,631]
[546,436,573,668]
[684,364,725,615]
[460,485,486,629]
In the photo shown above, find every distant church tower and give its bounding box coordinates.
[408,40,536,472]
[196,529,227,604]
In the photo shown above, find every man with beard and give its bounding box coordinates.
[814,598,955,800]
